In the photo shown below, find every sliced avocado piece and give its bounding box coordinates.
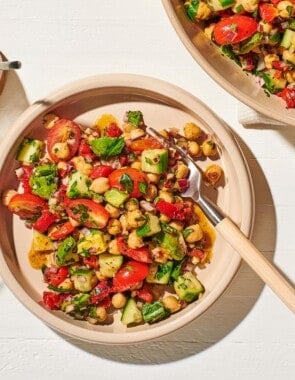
[136,213,161,237]
[67,171,92,199]
[99,253,123,278]
[174,272,204,302]
[141,149,168,174]
[104,188,129,208]
[77,230,108,256]
[71,268,97,292]
[56,236,79,266]
[154,228,185,261]
[16,138,44,164]
[259,69,287,94]
[29,163,58,200]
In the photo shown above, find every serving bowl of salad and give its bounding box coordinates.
[0,74,254,344]
[163,0,295,125]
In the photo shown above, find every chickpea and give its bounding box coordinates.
[90,177,110,194]
[264,54,279,69]
[183,122,202,141]
[240,0,258,13]
[146,172,161,184]
[201,139,217,157]
[188,141,201,157]
[144,184,158,201]
[71,156,92,176]
[125,198,139,211]
[119,214,128,234]
[184,224,203,243]
[127,230,144,249]
[43,113,59,129]
[277,1,294,18]
[107,219,122,235]
[52,142,70,159]
[162,295,181,313]
[285,71,295,83]
[195,1,212,20]
[95,307,107,323]
[105,203,120,218]
[175,162,190,179]
[112,293,127,309]
[283,50,295,66]
[169,221,183,232]
[159,214,170,223]
[130,161,142,170]
[158,190,174,203]
[108,239,120,255]
[126,209,146,228]
[95,270,107,281]
[204,164,223,186]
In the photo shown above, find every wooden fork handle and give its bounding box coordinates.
[216,217,295,314]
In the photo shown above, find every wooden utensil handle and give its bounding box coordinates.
[216,217,295,314]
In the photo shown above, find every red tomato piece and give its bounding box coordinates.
[8,193,47,220]
[155,199,185,221]
[105,123,123,137]
[33,210,60,233]
[65,199,109,228]
[90,280,111,304]
[48,221,75,240]
[213,15,258,45]
[133,284,153,303]
[277,88,295,108]
[43,266,69,286]
[90,165,114,179]
[78,139,96,161]
[129,137,162,152]
[108,168,148,198]
[43,291,67,310]
[112,261,149,292]
[47,119,81,162]
[259,4,278,23]
[117,236,152,263]
[82,255,100,269]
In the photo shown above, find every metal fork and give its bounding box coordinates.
[147,127,295,313]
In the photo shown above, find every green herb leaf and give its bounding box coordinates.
[185,0,199,21]
[127,110,143,126]
[120,173,134,194]
[138,181,148,194]
[90,137,125,157]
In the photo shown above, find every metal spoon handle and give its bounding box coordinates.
[0,61,21,70]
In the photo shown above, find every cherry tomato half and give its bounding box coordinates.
[33,210,60,233]
[48,221,75,240]
[43,291,67,310]
[108,168,148,198]
[129,137,162,152]
[259,4,278,23]
[8,193,47,220]
[47,119,81,162]
[90,165,114,179]
[112,261,149,292]
[65,199,110,228]
[213,15,258,45]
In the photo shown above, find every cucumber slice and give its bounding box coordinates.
[121,298,143,326]
[142,301,168,324]
[174,272,204,302]
[16,138,44,164]
[146,261,174,284]
[99,253,123,278]
[104,188,129,207]
[281,29,295,49]
[141,149,168,174]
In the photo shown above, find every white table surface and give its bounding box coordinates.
[0,1,294,379]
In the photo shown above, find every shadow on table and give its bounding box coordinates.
[63,134,278,364]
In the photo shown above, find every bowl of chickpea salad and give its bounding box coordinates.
[163,0,295,125]
[0,74,254,343]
